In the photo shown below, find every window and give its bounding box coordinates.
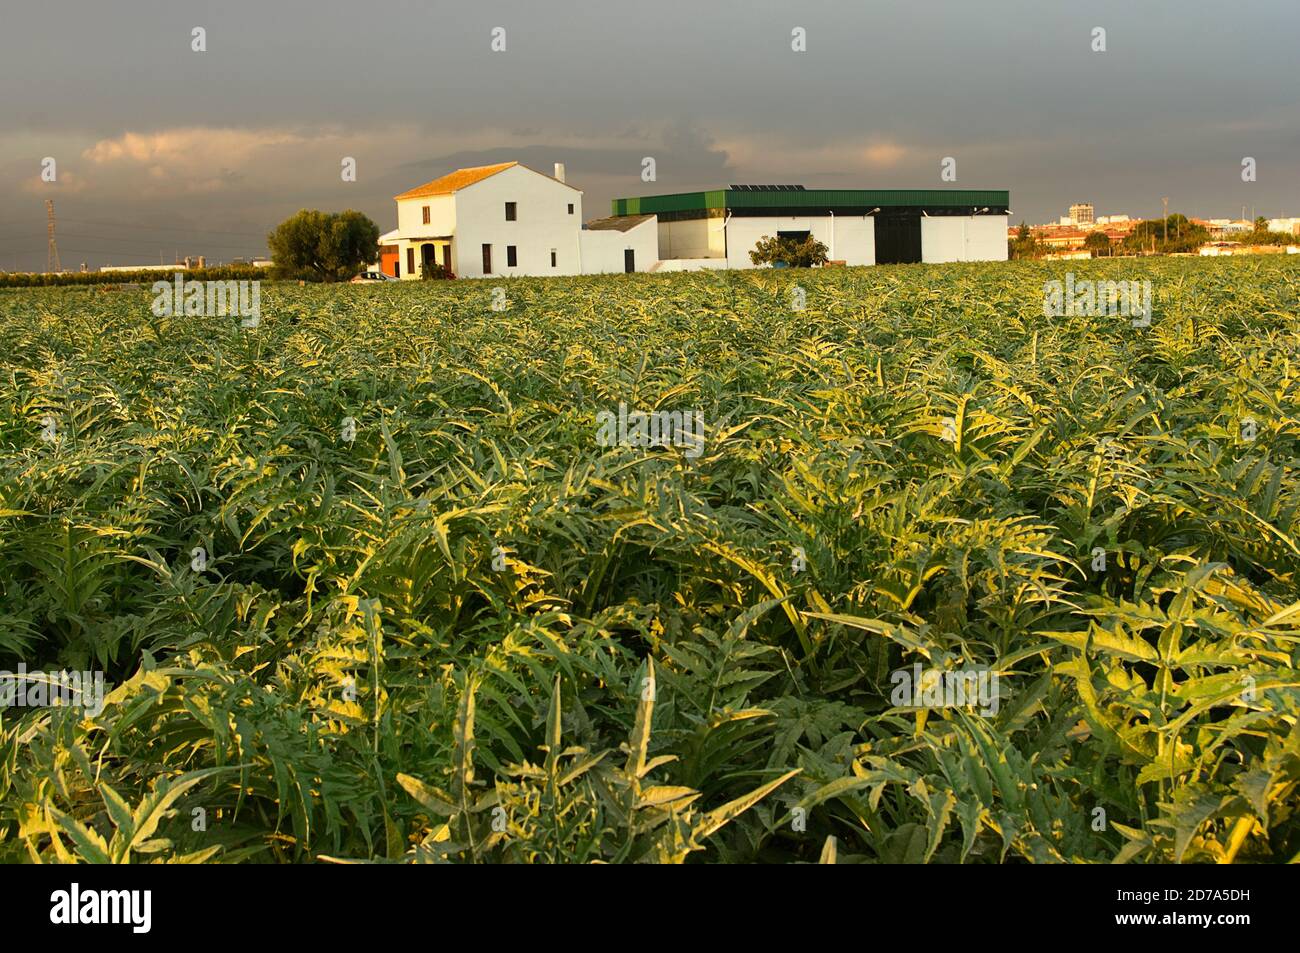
[567,203,574,215]
[505,202,517,221]
[407,248,415,274]
[507,245,518,268]
[550,249,557,268]
[481,244,492,274]
[422,206,430,225]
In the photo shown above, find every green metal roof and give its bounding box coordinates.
[613,188,1009,217]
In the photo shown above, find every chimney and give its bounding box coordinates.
[554,162,565,183]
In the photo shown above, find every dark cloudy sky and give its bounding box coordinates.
[2,0,1297,271]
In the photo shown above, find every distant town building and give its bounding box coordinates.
[1200,242,1300,257]
[100,263,189,273]
[99,255,209,273]
[1204,219,1254,240]
[1035,226,1089,250]
[1099,220,1138,241]
[1011,207,1299,255]
[1007,213,1140,253]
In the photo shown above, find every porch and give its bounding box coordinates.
[379,235,454,279]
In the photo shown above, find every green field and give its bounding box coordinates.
[1,257,1298,863]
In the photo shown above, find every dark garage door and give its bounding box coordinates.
[874,212,922,264]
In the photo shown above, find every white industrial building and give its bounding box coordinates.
[378,163,1009,277]
[611,184,1009,267]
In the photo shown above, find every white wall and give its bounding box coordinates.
[829,215,875,266]
[921,218,965,263]
[449,164,584,278]
[397,194,455,238]
[579,219,659,274]
[726,216,813,269]
[719,215,875,268]
[658,218,723,260]
[921,215,1009,263]
[966,215,1010,262]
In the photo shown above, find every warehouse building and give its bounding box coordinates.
[610,185,1010,268]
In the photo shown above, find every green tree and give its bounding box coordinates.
[1009,222,1040,260]
[1240,223,1295,246]
[1084,231,1111,257]
[749,234,829,268]
[1121,214,1208,255]
[268,209,380,282]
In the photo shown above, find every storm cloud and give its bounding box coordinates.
[1,0,1297,270]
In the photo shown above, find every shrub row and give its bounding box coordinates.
[0,265,272,289]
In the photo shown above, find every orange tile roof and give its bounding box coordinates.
[394,162,518,200]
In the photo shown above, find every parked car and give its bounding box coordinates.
[350,271,396,283]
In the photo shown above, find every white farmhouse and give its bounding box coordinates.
[379,161,657,279]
